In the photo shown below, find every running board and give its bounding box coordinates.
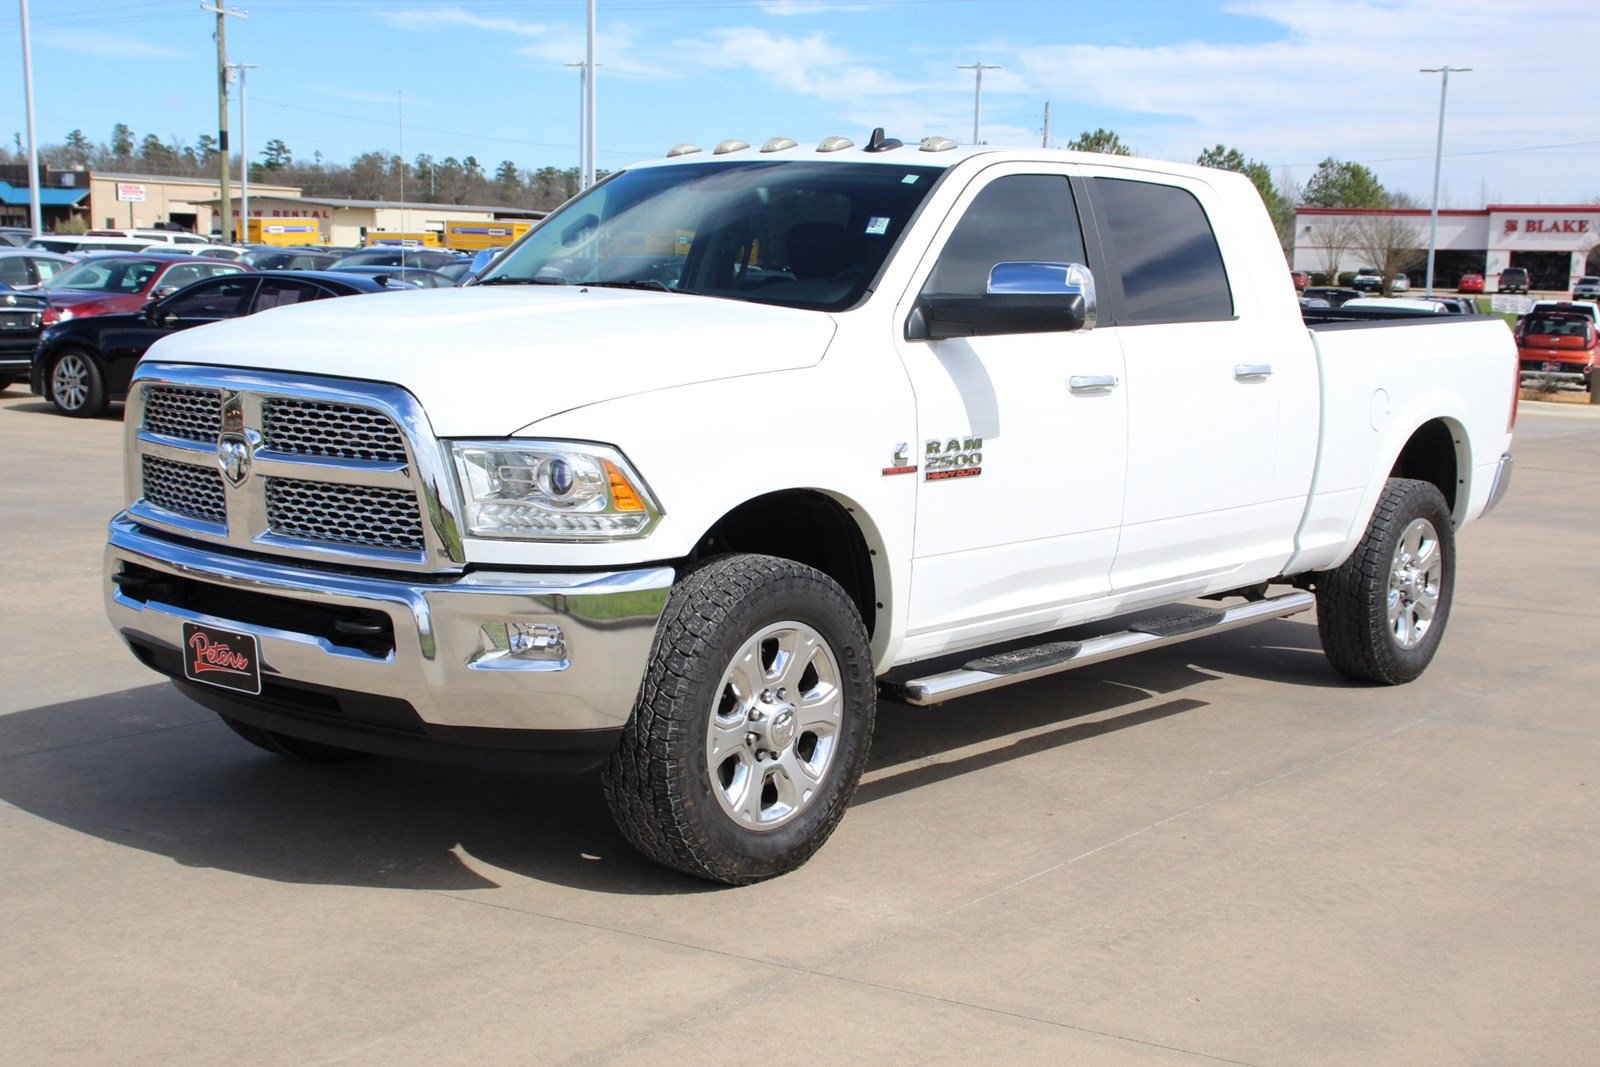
[885,591,1315,706]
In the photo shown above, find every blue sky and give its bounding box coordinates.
[2,0,1596,204]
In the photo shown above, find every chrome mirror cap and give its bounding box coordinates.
[987,261,1096,330]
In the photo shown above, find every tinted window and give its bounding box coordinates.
[163,277,254,320]
[922,174,1086,298]
[1092,178,1232,324]
[253,279,328,311]
[0,257,28,286]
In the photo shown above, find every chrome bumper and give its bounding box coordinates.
[105,514,673,734]
[1482,452,1514,517]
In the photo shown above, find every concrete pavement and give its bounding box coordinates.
[2,390,1597,1064]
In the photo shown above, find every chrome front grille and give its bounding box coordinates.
[141,455,227,525]
[125,366,462,572]
[143,385,222,442]
[265,477,426,551]
[262,398,408,463]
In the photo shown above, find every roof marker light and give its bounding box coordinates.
[816,136,854,152]
[713,139,750,155]
[920,136,958,152]
[761,137,798,153]
[667,143,703,157]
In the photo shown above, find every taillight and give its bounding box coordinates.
[41,305,59,326]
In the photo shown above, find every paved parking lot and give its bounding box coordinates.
[2,391,1597,1064]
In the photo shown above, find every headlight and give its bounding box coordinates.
[450,440,662,540]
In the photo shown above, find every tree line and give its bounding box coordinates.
[2,124,592,211]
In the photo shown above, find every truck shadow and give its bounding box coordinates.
[0,618,1346,895]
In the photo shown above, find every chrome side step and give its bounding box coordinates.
[885,591,1315,706]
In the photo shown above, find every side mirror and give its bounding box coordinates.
[153,285,179,299]
[908,261,1096,342]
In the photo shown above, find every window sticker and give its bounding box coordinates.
[865,216,892,236]
[901,174,920,184]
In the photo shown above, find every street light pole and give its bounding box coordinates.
[565,61,588,186]
[957,62,1001,145]
[230,62,259,241]
[584,0,597,189]
[1421,65,1470,296]
[18,0,42,237]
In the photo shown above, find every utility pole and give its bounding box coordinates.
[584,0,596,189]
[565,61,588,185]
[202,3,248,242]
[957,63,1001,145]
[229,62,259,240]
[1421,65,1470,296]
[18,0,42,236]
[1041,100,1050,149]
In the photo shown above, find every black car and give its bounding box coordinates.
[0,286,48,392]
[31,270,391,417]
[1499,267,1530,294]
[328,264,455,289]
[331,248,463,271]
[239,248,341,271]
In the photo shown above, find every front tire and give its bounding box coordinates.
[48,348,108,417]
[1316,478,1455,684]
[602,555,876,885]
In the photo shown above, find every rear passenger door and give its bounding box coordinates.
[1082,170,1316,596]
[251,277,336,313]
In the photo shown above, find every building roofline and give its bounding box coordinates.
[1295,207,1485,217]
[190,193,545,217]
[91,170,300,192]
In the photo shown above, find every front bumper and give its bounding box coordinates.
[106,515,673,766]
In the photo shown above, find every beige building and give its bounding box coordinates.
[197,195,544,246]
[90,171,302,234]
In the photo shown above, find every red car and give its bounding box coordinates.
[1517,311,1597,385]
[1290,270,1309,292]
[1458,272,1484,294]
[39,252,246,325]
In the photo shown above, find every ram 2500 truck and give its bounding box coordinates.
[104,137,1517,884]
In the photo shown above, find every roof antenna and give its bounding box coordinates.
[864,127,902,153]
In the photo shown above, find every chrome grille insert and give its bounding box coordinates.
[262,398,408,463]
[141,455,227,525]
[143,385,222,443]
[265,477,425,551]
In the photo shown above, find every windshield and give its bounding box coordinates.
[477,160,942,311]
[43,257,159,293]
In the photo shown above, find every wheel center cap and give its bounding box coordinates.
[767,707,796,750]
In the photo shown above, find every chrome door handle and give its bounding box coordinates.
[1069,374,1119,393]
[1233,363,1273,381]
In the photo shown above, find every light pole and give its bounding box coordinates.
[958,62,1001,145]
[584,0,597,189]
[18,0,42,236]
[229,62,259,241]
[202,3,248,242]
[1421,65,1470,296]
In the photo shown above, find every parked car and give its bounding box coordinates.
[240,248,340,271]
[31,270,391,417]
[1351,267,1384,293]
[1340,297,1448,314]
[328,264,455,288]
[0,226,35,247]
[1525,299,1600,332]
[1422,296,1479,314]
[1390,273,1411,293]
[0,286,47,391]
[26,235,153,255]
[0,248,75,289]
[1572,276,1600,301]
[1516,311,1597,387]
[38,253,246,325]
[1498,267,1530,294]
[1289,270,1309,292]
[1302,286,1363,307]
[332,248,463,271]
[468,246,507,274]
[433,259,477,285]
[1458,272,1484,294]
[86,228,210,246]
[151,243,249,261]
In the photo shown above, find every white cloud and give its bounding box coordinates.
[757,0,889,15]
[379,6,676,80]
[37,29,184,59]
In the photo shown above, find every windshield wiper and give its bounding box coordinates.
[476,276,570,286]
[584,279,698,295]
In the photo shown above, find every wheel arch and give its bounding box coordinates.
[687,488,885,642]
[1388,415,1469,520]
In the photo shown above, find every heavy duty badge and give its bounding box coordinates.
[924,436,982,480]
[882,442,916,476]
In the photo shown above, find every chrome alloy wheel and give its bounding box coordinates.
[705,621,843,831]
[1387,517,1443,650]
[51,353,91,411]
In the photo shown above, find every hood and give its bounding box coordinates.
[143,285,837,436]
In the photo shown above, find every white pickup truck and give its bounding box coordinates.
[104,135,1517,884]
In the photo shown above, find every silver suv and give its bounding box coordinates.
[1573,276,1600,301]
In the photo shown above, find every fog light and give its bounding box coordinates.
[473,621,569,670]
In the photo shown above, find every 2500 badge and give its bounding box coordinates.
[925,436,982,481]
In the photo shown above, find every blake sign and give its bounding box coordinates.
[1503,218,1591,235]
[115,183,147,203]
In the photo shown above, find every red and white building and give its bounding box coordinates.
[1293,204,1600,291]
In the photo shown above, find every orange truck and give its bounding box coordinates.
[443,221,532,251]
[245,218,323,246]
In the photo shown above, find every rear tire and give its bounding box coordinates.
[48,348,108,417]
[1316,478,1455,684]
[602,554,876,885]
[217,713,369,763]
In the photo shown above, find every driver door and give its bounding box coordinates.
[100,276,259,372]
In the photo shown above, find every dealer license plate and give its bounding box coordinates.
[181,622,262,695]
